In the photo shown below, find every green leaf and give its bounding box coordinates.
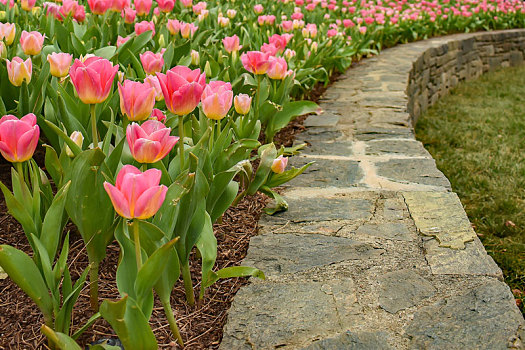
[41,326,82,350]
[0,181,38,238]
[0,245,53,318]
[40,181,70,260]
[99,296,158,350]
[267,101,319,141]
[44,145,63,187]
[247,143,277,195]
[94,46,117,60]
[204,266,265,290]
[196,213,216,299]
[43,120,82,157]
[265,162,314,188]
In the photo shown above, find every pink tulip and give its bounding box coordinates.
[150,108,166,122]
[144,75,164,101]
[20,31,44,56]
[135,21,155,36]
[240,51,270,75]
[87,0,111,14]
[222,35,242,54]
[104,165,168,220]
[0,23,15,46]
[6,57,32,86]
[167,19,180,35]
[47,52,73,78]
[156,66,206,116]
[69,56,119,105]
[118,80,156,121]
[140,51,164,75]
[271,155,288,174]
[116,35,131,47]
[261,43,279,56]
[0,113,40,163]
[21,0,36,11]
[180,22,198,38]
[267,56,288,80]
[201,81,233,120]
[74,5,86,21]
[192,1,206,14]
[253,4,263,13]
[156,0,174,12]
[126,120,178,163]
[134,0,151,15]
[122,7,136,23]
[281,20,293,32]
[234,94,251,115]
[180,0,191,7]
[268,34,289,52]
[111,0,129,11]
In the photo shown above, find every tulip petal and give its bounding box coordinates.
[133,185,168,219]
[104,182,131,218]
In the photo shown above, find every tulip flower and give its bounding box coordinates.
[111,0,129,11]
[241,51,270,75]
[69,56,119,105]
[20,31,44,56]
[190,50,199,66]
[116,35,131,48]
[140,50,164,75]
[47,52,73,78]
[144,75,164,101]
[223,35,242,54]
[65,131,84,157]
[103,165,168,220]
[156,66,206,116]
[6,57,32,86]
[150,108,166,122]
[126,120,179,163]
[234,94,252,115]
[122,7,136,23]
[135,0,151,15]
[135,21,155,36]
[156,0,174,12]
[268,34,289,52]
[74,4,86,21]
[192,1,205,14]
[167,19,180,35]
[0,23,16,45]
[201,81,233,120]
[226,9,236,18]
[21,0,36,11]
[267,56,289,80]
[87,0,111,14]
[0,113,40,163]
[180,22,198,39]
[253,4,263,13]
[180,0,191,7]
[271,155,288,174]
[118,80,156,121]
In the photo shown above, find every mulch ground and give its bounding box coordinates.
[0,73,340,349]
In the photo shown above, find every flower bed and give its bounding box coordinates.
[0,0,523,348]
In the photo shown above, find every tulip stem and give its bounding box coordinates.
[181,261,195,305]
[89,261,100,312]
[132,219,142,271]
[90,104,99,148]
[255,75,262,123]
[208,118,214,152]
[178,115,185,171]
[14,161,24,184]
[161,298,184,347]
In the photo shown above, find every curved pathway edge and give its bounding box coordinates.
[220,30,525,350]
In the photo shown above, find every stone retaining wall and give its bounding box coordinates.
[220,30,525,349]
[408,30,525,123]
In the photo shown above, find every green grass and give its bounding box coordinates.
[416,66,525,313]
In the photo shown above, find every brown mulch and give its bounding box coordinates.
[0,73,342,350]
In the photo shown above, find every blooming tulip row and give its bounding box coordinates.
[0,0,524,347]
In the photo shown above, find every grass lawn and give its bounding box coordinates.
[416,65,525,313]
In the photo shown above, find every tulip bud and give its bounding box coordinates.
[65,131,84,157]
[234,94,252,115]
[191,50,200,66]
[204,61,212,77]
[6,57,32,86]
[158,34,166,48]
[47,52,73,78]
[271,155,288,174]
[0,42,6,59]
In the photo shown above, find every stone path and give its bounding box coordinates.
[221,30,525,349]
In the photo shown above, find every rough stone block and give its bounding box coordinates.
[375,159,451,189]
[288,157,363,188]
[378,270,436,313]
[302,331,394,350]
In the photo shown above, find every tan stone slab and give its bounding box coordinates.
[402,191,476,249]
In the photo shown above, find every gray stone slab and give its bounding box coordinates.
[294,139,354,157]
[288,157,363,188]
[220,280,359,350]
[302,331,394,350]
[355,127,414,141]
[423,236,502,277]
[378,270,436,313]
[267,197,374,223]
[406,280,524,349]
[402,192,476,249]
[366,140,431,157]
[304,113,340,127]
[243,233,385,277]
[356,222,415,241]
[376,159,451,188]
